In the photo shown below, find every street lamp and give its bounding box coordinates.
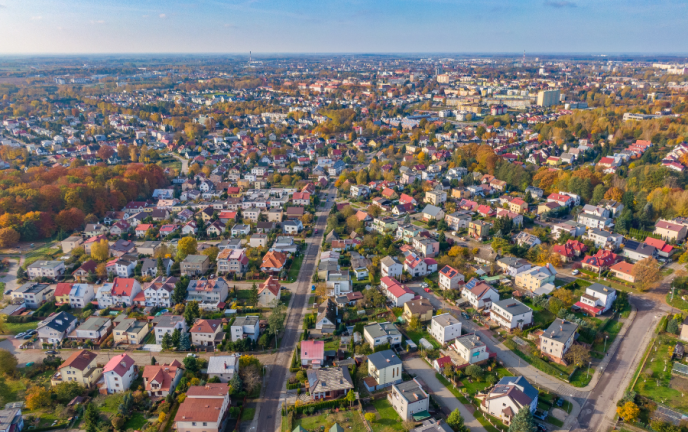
[604,335,608,353]
[587,361,591,378]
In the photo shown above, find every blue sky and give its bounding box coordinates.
[0,0,687,54]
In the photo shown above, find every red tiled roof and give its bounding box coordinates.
[300,340,325,361]
[103,353,135,377]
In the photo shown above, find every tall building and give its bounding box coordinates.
[537,89,560,107]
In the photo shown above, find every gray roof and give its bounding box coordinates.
[153,315,185,328]
[492,298,532,316]
[395,379,428,403]
[26,260,63,270]
[16,282,52,294]
[380,256,398,267]
[0,408,22,432]
[183,254,208,264]
[455,333,485,349]
[586,283,616,296]
[306,366,354,394]
[497,256,529,268]
[140,241,162,248]
[233,315,259,327]
[367,350,402,369]
[543,318,579,342]
[78,316,110,331]
[432,313,460,328]
[422,205,442,217]
[364,322,400,339]
[207,355,239,375]
[412,419,453,432]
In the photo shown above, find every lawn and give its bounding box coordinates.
[323,339,340,351]
[236,289,253,299]
[404,327,441,349]
[545,415,564,427]
[241,408,256,422]
[632,339,688,411]
[435,373,469,404]
[23,244,60,269]
[293,410,366,432]
[591,319,623,353]
[458,367,513,396]
[123,413,148,431]
[4,321,38,335]
[97,393,125,413]
[503,339,580,385]
[532,309,556,328]
[371,399,404,431]
[287,255,305,282]
[666,291,688,312]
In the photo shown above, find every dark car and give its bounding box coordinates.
[46,350,59,355]
[533,411,547,421]
[23,334,33,340]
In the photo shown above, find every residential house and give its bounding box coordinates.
[364,322,402,348]
[206,355,239,383]
[461,282,500,310]
[514,264,557,292]
[490,298,533,331]
[152,315,187,344]
[174,384,230,432]
[141,258,173,278]
[425,190,447,206]
[381,256,403,278]
[382,278,415,307]
[231,224,251,237]
[574,283,617,316]
[37,311,78,345]
[300,340,325,367]
[306,367,354,401]
[581,250,619,273]
[551,240,587,262]
[181,255,210,276]
[138,241,163,256]
[283,220,303,234]
[186,278,229,311]
[61,235,84,253]
[112,318,149,345]
[51,350,102,387]
[468,220,490,239]
[261,251,288,274]
[71,317,112,343]
[54,283,72,305]
[583,228,623,250]
[610,261,635,282]
[655,220,688,242]
[514,232,541,249]
[389,379,430,421]
[230,315,260,342]
[101,353,137,394]
[403,298,434,322]
[429,313,462,345]
[421,205,445,222]
[445,211,472,231]
[540,319,578,365]
[12,282,54,309]
[365,350,403,392]
[438,265,464,290]
[143,360,184,396]
[27,260,65,280]
[453,333,490,364]
[257,276,282,307]
[476,376,538,426]
[96,278,142,308]
[216,249,248,275]
[496,257,531,277]
[72,260,98,282]
[141,276,177,308]
[69,284,95,308]
[190,319,224,348]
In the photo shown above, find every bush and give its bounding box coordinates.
[364,413,376,423]
[293,398,348,415]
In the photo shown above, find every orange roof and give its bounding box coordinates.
[143,361,183,392]
[259,276,281,297]
[261,251,287,269]
[175,398,225,423]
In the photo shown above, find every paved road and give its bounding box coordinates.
[255,187,336,432]
[402,356,487,432]
[173,154,189,174]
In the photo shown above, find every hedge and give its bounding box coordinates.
[286,382,302,390]
[293,398,348,414]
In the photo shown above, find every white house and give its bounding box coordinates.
[438,265,464,290]
[230,315,260,342]
[429,313,462,345]
[37,311,78,345]
[365,350,403,391]
[476,376,539,426]
[574,283,617,316]
[461,282,500,310]
[490,298,533,331]
[453,333,490,364]
[102,354,136,394]
[152,315,187,345]
[381,256,403,278]
[364,322,402,348]
[68,284,95,309]
[389,379,430,421]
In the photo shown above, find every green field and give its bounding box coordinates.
[292,410,366,432]
[123,413,148,431]
[633,339,688,411]
[403,327,441,349]
[591,319,623,353]
[371,399,404,431]
[4,321,38,335]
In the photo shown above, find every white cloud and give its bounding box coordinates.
[90,19,105,24]
[31,16,42,20]
[159,13,166,19]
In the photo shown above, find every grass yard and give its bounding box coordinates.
[96,393,125,413]
[503,339,585,385]
[371,399,404,431]
[662,268,675,277]
[323,339,339,351]
[241,408,256,422]
[459,367,513,395]
[591,319,623,353]
[4,321,38,335]
[546,415,564,427]
[404,327,441,349]
[532,309,556,328]
[666,291,688,312]
[632,339,688,411]
[292,410,366,432]
[287,255,305,282]
[23,244,61,269]
[123,413,148,431]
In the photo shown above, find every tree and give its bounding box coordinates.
[183,356,199,373]
[268,304,286,348]
[409,315,421,330]
[161,333,172,350]
[364,413,376,423]
[465,364,483,381]
[346,389,356,408]
[239,364,262,394]
[83,403,100,432]
[25,386,52,410]
[229,371,242,394]
[151,356,157,366]
[633,257,661,292]
[509,407,536,432]
[171,328,181,347]
[183,301,201,327]
[447,408,470,432]
[552,288,576,308]
[179,331,191,351]
[617,401,640,422]
[667,318,680,334]
[173,277,189,304]
[201,246,220,263]
[249,283,259,306]
[0,349,17,376]
[565,344,591,367]
[0,228,20,248]
[177,237,198,261]
[91,239,109,262]
[53,381,83,404]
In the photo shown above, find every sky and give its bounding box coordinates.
[0,0,687,54]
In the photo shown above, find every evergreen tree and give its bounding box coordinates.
[172,277,189,305]
[229,372,242,395]
[151,356,157,365]
[447,408,469,432]
[83,403,100,432]
[171,328,181,348]
[179,331,191,351]
[248,283,259,306]
[161,333,172,350]
[184,301,200,327]
[509,407,537,432]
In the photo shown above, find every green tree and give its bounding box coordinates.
[184,301,201,327]
[509,407,536,432]
[183,356,199,373]
[364,413,376,423]
[179,331,191,351]
[346,389,356,408]
[172,276,189,304]
[409,315,421,330]
[667,319,680,334]
[447,408,470,432]
[151,356,157,366]
[268,304,286,349]
[591,184,607,205]
[171,328,181,347]
[83,403,100,432]
[0,349,17,376]
[249,283,259,306]
[465,364,483,381]
[53,381,83,404]
[229,371,242,394]
[161,333,172,350]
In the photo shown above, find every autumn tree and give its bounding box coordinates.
[177,237,198,261]
[91,239,110,262]
[617,401,640,422]
[564,344,591,367]
[25,386,52,410]
[633,257,661,292]
[0,228,20,248]
[201,246,220,263]
[55,208,86,232]
[0,349,17,375]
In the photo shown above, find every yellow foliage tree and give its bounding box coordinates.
[616,401,639,422]
[91,239,110,262]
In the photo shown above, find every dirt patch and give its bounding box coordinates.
[670,376,688,392]
[551,407,568,421]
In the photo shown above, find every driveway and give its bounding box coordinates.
[402,356,487,432]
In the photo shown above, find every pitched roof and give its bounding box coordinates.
[190,319,223,334]
[258,276,281,297]
[111,278,138,296]
[261,251,287,269]
[54,283,74,297]
[59,350,97,371]
[300,340,325,361]
[174,398,225,423]
[103,353,135,376]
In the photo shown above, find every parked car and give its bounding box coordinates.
[461,312,471,320]
[572,269,579,275]
[533,411,547,421]
[46,350,59,355]
[424,288,431,293]
[26,330,37,336]
[14,333,26,339]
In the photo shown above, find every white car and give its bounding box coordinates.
[572,270,579,275]
[14,332,26,339]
